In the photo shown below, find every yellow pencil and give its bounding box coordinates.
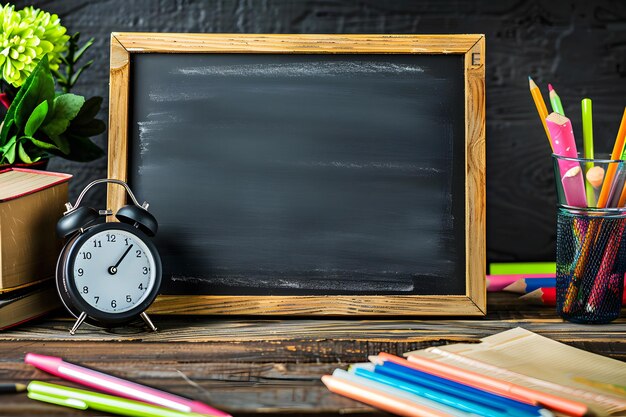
[528,76,552,150]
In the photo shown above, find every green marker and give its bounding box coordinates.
[581,98,596,206]
[27,381,216,417]
[489,262,556,275]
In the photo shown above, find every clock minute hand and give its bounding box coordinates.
[108,244,134,275]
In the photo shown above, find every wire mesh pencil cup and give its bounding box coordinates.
[553,154,626,323]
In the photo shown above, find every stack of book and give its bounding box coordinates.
[323,328,626,417]
[0,168,71,330]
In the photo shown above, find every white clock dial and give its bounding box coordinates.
[72,229,157,313]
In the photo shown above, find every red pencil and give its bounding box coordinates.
[521,287,626,306]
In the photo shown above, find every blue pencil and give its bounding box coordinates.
[502,277,555,294]
[353,367,513,417]
[373,361,549,417]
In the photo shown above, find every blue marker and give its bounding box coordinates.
[373,362,550,417]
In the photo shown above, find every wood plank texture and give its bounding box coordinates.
[113,33,483,54]
[107,35,130,213]
[464,36,487,314]
[0,294,626,416]
[0,294,624,416]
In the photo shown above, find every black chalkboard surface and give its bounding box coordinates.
[108,34,485,315]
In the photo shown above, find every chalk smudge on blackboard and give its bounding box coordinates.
[170,274,415,292]
[286,160,442,175]
[177,61,425,77]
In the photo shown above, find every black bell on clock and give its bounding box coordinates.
[56,179,162,335]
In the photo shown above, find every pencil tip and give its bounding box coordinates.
[528,76,532,81]
[548,83,554,92]
[15,383,27,392]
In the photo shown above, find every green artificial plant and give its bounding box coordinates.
[0,3,104,165]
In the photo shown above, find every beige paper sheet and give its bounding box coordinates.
[405,327,626,416]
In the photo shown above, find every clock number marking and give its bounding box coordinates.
[138,283,144,290]
[111,300,117,308]
[126,295,132,303]
[80,252,92,260]
[93,239,102,248]
[77,268,84,276]
[143,267,149,275]
[94,296,99,304]
[124,238,130,246]
[136,250,142,258]
[82,286,88,294]
[107,234,116,242]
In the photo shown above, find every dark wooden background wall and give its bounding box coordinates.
[14,0,626,263]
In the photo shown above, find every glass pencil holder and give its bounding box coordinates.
[553,154,626,323]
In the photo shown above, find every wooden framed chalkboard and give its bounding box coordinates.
[107,34,486,316]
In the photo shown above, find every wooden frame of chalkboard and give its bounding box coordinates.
[107,33,486,316]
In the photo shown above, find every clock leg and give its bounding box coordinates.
[69,312,88,335]
[140,312,157,332]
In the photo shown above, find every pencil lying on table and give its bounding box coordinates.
[0,383,26,394]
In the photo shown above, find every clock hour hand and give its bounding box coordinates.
[108,244,134,275]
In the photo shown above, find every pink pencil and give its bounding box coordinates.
[487,274,556,292]
[25,353,230,417]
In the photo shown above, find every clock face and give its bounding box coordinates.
[71,228,157,314]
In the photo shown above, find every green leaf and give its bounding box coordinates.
[56,134,104,162]
[48,134,70,155]
[71,96,102,126]
[21,135,59,151]
[24,101,49,137]
[0,59,46,145]
[0,136,16,163]
[70,60,93,86]
[42,93,86,136]
[15,56,55,129]
[0,119,14,147]
[17,141,32,164]
[69,119,106,137]
[74,38,94,63]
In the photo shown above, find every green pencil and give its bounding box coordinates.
[548,84,565,115]
[581,98,596,206]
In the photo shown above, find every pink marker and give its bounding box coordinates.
[546,112,588,208]
[25,353,231,417]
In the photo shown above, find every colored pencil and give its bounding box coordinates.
[352,366,528,417]
[371,362,547,417]
[606,163,626,207]
[528,77,553,150]
[378,352,590,417]
[548,84,564,115]
[609,107,626,206]
[581,98,596,206]
[335,368,471,417]
[0,383,26,394]
[503,278,556,294]
[489,262,556,275]
[521,287,626,306]
[487,274,556,292]
[598,107,626,208]
[321,374,451,417]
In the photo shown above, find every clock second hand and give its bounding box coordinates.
[108,244,134,275]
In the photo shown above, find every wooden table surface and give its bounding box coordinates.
[1,293,625,416]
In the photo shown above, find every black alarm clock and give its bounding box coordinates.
[56,179,162,334]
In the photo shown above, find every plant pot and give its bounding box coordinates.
[0,159,49,171]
